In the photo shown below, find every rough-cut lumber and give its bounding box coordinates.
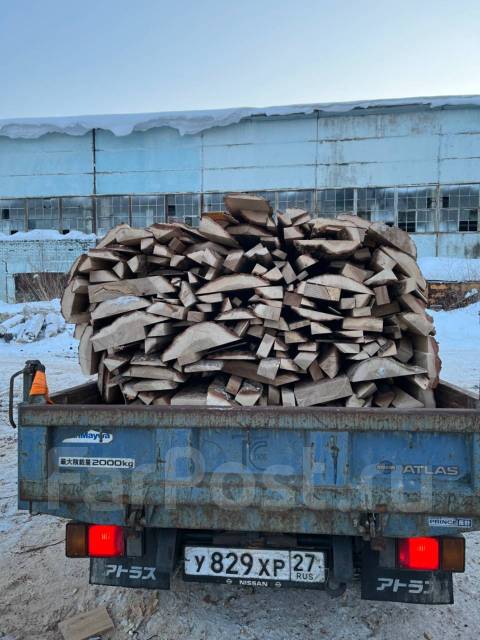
[61,282,89,323]
[79,326,100,375]
[391,387,424,408]
[307,274,372,295]
[348,357,427,382]
[236,381,263,406]
[399,312,434,336]
[342,317,383,332]
[148,301,187,320]
[116,227,153,245]
[381,246,427,290]
[226,374,243,395]
[91,311,158,352]
[373,285,390,306]
[257,333,275,358]
[126,365,186,382]
[364,269,397,287]
[66,194,440,408]
[91,295,150,320]
[281,386,296,406]
[58,606,114,640]
[222,361,300,387]
[196,274,268,295]
[225,193,272,213]
[257,357,281,380]
[367,221,417,258]
[294,375,353,407]
[88,276,175,303]
[318,345,341,378]
[199,216,240,248]
[162,322,239,362]
[299,282,341,302]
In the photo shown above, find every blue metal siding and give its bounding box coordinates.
[0,133,93,197]
[0,108,479,196]
[95,129,203,194]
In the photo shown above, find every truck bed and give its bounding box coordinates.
[18,380,480,538]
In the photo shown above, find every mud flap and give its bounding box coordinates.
[90,528,177,590]
[361,546,453,604]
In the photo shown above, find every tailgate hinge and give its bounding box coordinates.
[356,512,381,540]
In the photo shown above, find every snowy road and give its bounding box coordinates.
[0,307,479,640]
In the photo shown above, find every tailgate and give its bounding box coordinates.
[17,402,480,537]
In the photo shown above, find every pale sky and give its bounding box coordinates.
[1,0,479,118]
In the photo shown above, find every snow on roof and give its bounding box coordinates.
[0,230,96,241]
[1,95,480,139]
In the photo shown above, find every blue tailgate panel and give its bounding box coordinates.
[18,417,479,537]
[350,432,472,485]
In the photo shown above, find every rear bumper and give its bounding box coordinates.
[88,527,455,604]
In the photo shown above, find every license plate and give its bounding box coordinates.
[184,546,326,589]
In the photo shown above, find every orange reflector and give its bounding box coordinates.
[398,537,440,570]
[66,523,88,558]
[441,537,465,572]
[88,525,125,558]
[29,370,49,396]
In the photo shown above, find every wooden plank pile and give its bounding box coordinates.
[62,193,441,408]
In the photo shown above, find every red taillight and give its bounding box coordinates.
[398,537,440,570]
[88,525,124,557]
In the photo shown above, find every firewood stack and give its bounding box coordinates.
[61,193,441,409]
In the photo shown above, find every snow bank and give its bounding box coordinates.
[0,298,61,315]
[0,230,96,241]
[430,301,480,392]
[419,257,480,282]
[1,95,479,139]
[0,298,66,343]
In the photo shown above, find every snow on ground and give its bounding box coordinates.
[0,303,479,639]
[431,301,480,393]
[418,257,480,282]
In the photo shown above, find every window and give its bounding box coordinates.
[203,192,227,212]
[252,191,276,208]
[27,198,60,230]
[0,199,26,234]
[397,187,435,233]
[131,195,165,227]
[277,190,313,212]
[165,194,200,226]
[357,187,395,225]
[439,185,479,232]
[398,211,416,232]
[317,188,354,217]
[61,197,94,233]
[357,211,371,221]
[95,196,129,235]
[459,209,479,232]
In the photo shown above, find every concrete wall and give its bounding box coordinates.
[0,238,95,302]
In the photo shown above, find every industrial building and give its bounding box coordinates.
[0,95,479,301]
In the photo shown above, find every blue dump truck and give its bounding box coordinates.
[10,360,480,605]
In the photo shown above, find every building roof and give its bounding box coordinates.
[1,95,479,140]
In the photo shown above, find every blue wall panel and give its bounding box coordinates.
[0,133,92,197]
[95,129,202,194]
[97,169,203,195]
[0,106,479,197]
[203,165,316,192]
[202,117,317,191]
